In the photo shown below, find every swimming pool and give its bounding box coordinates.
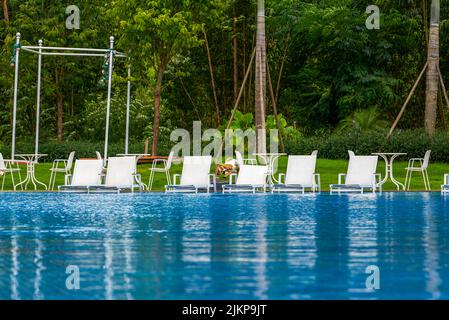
[0,192,448,300]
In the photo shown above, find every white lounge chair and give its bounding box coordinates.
[88,156,143,193]
[442,175,449,194]
[271,155,320,194]
[0,153,23,191]
[58,159,104,192]
[222,165,268,194]
[330,155,381,194]
[165,156,216,193]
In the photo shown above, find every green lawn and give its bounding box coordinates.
[1,158,447,192]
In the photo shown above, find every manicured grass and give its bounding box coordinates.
[0,158,447,192]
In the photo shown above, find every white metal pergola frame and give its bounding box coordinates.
[11,33,133,165]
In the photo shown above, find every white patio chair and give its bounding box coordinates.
[88,156,143,193]
[330,155,381,194]
[222,165,269,194]
[58,159,104,192]
[235,151,257,167]
[148,151,174,191]
[271,155,320,194]
[49,151,75,190]
[165,156,215,194]
[405,150,431,191]
[0,153,23,191]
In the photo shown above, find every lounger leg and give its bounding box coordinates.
[420,169,427,191]
[50,171,55,190]
[406,170,412,191]
[404,170,409,190]
[50,161,57,190]
[425,169,431,191]
[10,168,16,192]
[16,163,23,190]
[148,170,154,191]
[165,167,171,188]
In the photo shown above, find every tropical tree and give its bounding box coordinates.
[109,0,207,155]
[337,107,388,133]
[255,0,267,153]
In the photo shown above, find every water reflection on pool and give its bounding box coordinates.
[0,193,448,300]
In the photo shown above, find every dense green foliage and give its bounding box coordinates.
[1,128,448,163]
[286,129,449,162]
[1,0,449,154]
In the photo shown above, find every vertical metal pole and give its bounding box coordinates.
[125,62,131,155]
[104,36,114,166]
[35,40,43,158]
[11,32,21,161]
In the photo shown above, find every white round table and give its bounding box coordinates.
[372,153,407,191]
[252,152,287,185]
[14,154,48,191]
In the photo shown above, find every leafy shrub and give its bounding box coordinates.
[284,129,449,162]
[0,140,173,162]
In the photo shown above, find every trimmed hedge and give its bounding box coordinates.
[285,129,449,163]
[0,140,172,162]
[2,129,449,163]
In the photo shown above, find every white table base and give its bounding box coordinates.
[14,155,48,191]
[376,154,405,191]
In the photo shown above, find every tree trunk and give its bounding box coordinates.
[425,1,440,136]
[233,16,239,106]
[151,66,165,156]
[203,29,221,126]
[57,92,63,144]
[2,0,9,22]
[255,0,267,153]
[275,34,290,105]
[55,69,64,144]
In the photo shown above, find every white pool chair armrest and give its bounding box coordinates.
[338,174,346,185]
[375,173,382,192]
[133,173,142,183]
[150,159,168,168]
[314,174,321,192]
[209,174,217,192]
[133,173,144,191]
[51,159,68,170]
[65,174,72,186]
[173,174,181,186]
[278,173,285,184]
[229,173,237,185]
[407,158,424,169]
[445,174,449,185]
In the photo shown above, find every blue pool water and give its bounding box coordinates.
[0,192,448,300]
